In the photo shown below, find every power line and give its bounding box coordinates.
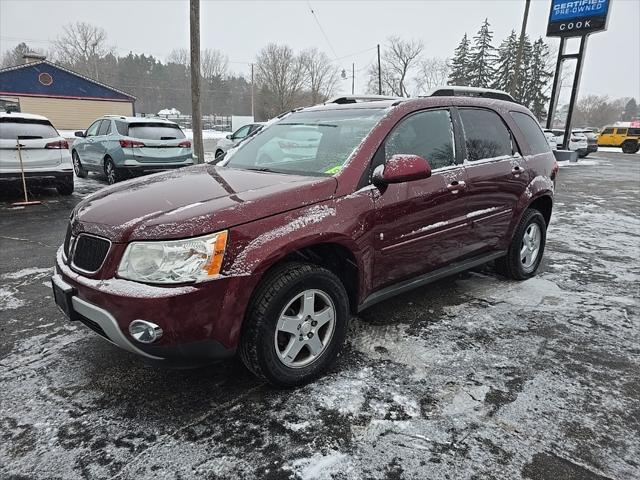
[306,1,340,62]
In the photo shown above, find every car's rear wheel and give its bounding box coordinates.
[72,151,87,178]
[240,262,350,387]
[496,209,546,280]
[56,177,74,196]
[621,140,639,154]
[104,157,125,185]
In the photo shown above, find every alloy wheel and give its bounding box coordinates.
[274,289,336,368]
[520,223,541,270]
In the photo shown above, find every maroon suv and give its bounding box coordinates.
[52,89,558,386]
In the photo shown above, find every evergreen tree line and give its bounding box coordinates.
[448,19,553,120]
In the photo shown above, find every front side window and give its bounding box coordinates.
[385,109,456,170]
[511,111,550,155]
[86,120,101,137]
[233,125,251,140]
[460,109,514,162]
[97,120,111,136]
[601,128,614,134]
[616,128,628,135]
[127,123,186,140]
[223,108,387,176]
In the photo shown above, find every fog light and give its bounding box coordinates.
[129,320,163,344]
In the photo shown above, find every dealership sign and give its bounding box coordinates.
[547,0,610,37]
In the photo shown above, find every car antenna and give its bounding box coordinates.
[11,137,42,207]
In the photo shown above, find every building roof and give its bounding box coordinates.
[0,60,136,101]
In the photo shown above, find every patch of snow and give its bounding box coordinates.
[1,267,52,280]
[290,450,349,480]
[0,286,26,310]
[466,207,499,218]
[400,221,449,238]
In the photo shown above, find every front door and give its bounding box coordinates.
[456,108,529,253]
[372,108,471,290]
[79,120,102,167]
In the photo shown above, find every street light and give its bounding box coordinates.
[341,63,355,95]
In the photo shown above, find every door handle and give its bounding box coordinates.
[511,166,522,175]
[447,180,466,193]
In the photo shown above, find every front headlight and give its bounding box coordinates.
[117,231,228,284]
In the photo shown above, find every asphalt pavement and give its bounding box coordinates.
[1,151,638,480]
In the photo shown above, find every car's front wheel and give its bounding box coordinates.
[72,151,87,178]
[496,209,547,280]
[240,262,350,387]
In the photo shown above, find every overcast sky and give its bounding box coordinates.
[1,0,639,100]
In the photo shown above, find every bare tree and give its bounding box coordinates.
[1,42,40,68]
[201,49,228,80]
[255,43,305,118]
[52,22,114,77]
[368,36,424,97]
[414,57,451,94]
[167,48,189,66]
[300,47,338,104]
[572,95,627,128]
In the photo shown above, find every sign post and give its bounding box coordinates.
[545,0,612,149]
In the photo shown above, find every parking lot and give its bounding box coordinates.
[1,150,638,479]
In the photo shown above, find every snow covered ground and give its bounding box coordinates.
[0,151,638,479]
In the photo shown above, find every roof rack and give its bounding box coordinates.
[424,86,516,103]
[328,94,402,105]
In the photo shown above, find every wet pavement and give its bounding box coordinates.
[1,151,638,479]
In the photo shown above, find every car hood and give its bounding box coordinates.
[72,164,337,242]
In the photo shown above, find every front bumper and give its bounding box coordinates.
[53,248,239,364]
[587,144,598,153]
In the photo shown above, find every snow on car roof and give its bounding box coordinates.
[0,111,51,121]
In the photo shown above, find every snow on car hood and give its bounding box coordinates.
[71,164,337,242]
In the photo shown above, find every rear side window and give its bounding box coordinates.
[601,128,614,134]
[0,118,58,139]
[511,111,550,155]
[616,128,628,135]
[115,121,128,135]
[459,109,513,161]
[385,109,456,170]
[97,120,111,136]
[128,123,186,140]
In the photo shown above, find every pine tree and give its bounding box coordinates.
[525,38,553,120]
[468,19,496,88]
[622,98,638,121]
[492,30,518,92]
[448,34,471,86]
[514,35,533,106]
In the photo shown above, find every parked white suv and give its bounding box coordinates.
[546,128,588,157]
[0,112,74,195]
[214,122,265,158]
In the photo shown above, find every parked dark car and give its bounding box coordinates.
[52,89,557,386]
[573,128,598,155]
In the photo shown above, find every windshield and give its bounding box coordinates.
[223,108,387,176]
[127,123,185,140]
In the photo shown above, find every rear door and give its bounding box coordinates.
[457,107,528,253]
[614,128,628,146]
[0,117,63,171]
[373,108,471,289]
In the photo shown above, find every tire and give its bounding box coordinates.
[72,151,87,178]
[56,177,74,196]
[104,157,126,185]
[621,141,638,154]
[496,209,547,280]
[240,262,350,387]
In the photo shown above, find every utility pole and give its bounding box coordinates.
[377,44,382,95]
[190,0,204,164]
[250,63,255,120]
[510,0,531,97]
[352,63,355,95]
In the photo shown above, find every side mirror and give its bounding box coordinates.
[75,131,85,138]
[372,154,432,186]
[226,134,232,140]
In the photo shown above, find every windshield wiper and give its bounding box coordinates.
[245,167,278,173]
